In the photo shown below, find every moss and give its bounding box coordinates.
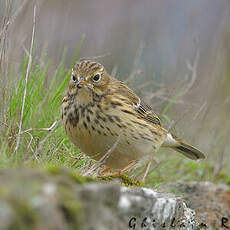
[71,173,98,184]
[44,164,97,184]
[100,174,145,187]
[44,164,63,175]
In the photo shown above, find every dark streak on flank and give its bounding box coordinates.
[86,115,91,123]
[68,112,77,127]
[132,134,138,140]
[106,126,114,136]
[94,119,99,124]
[64,105,70,112]
[96,113,106,122]
[100,124,105,129]
[106,126,111,132]
[114,115,121,122]
[106,115,114,123]
[97,130,102,135]
[97,104,102,110]
[68,126,72,136]
[87,109,93,115]
[116,123,123,128]
[110,101,123,108]
[150,129,161,136]
[74,108,79,125]
[139,133,152,142]
[83,121,88,129]
[121,109,135,116]
[81,107,86,117]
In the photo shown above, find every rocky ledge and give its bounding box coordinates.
[0,167,229,230]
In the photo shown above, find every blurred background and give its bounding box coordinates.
[1,0,230,183]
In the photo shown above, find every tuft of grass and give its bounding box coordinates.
[0,47,76,168]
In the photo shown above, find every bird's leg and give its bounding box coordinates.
[120,160,138,173]
[104,160,138,177]
[100,167,111,175]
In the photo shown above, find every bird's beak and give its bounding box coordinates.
[76,77,88,88]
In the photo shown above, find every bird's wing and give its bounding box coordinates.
[133,99,162,126]
[113,80,162,126]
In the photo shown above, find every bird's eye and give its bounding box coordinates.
[72,75,76,81]
[92,74,101,82]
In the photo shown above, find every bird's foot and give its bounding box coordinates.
[101,160,138,177]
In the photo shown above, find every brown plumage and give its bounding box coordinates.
[62,60,205,171]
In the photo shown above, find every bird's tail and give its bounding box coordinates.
[163,133,205,160]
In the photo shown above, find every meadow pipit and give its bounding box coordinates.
[62,60,205,174]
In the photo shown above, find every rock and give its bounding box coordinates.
[118,186,199,230]
[159,182,230,229]
[78,184,200,230]
[0,168,206,230]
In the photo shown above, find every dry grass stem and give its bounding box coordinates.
[193,102,207,120]
[111,64,118,77]
[10,120,59,138]
[0,0,12,133]
[14,4,36,153]
[132,159,165,180]
[124,41,144,84]
[224,96,230,105]
[155,95,192,105]
[168,107,191,131]
[33,119,60,159]
[179,43,200,98]
[142,161,152,183]
[0,120,9,128]
[0,0,28,38]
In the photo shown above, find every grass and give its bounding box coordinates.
[0,45,229,187]
[1,48,73,165]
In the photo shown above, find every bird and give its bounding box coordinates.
[62,60,205,177]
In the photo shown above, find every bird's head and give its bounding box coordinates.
[69,60,110,97]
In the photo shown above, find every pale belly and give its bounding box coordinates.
[65,117,166,169]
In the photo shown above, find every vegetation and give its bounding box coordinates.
[0,45,229,187]
[0,1,229,188]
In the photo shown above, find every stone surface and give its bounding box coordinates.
[0,168,223,230]
[159,182,230,229]
[118,186,199,230]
